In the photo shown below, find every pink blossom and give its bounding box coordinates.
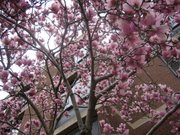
[86,8,96,21]
[116,123,129,135]
[106,0,118,9]
[11,78,18,85]
[119,72,128,82]
[127,0,143,7]
[51,2,60,14]
[142,12,156,26]
[32,119,40,127]
[21,59,32,66]
[107,14,117,23]
[3,84,9,91]
[0,112,4,118]
[174,14,180,23]
[77,98,84,105]
[162,50,171,59]
[54,98,62,105]
[171,49,177,57]
[40,132,46,135]
[99,120,114,133]
[166,0,175,5]
[150,34,166,43]
[123,3,134,14]
[111,34,118,42]
[24,121,30,129]
[16,60,22,66]
[28,89,36,97]
[0,70,8,83]
[18,0,30,9]
[64,111,70,117]
[20,71,27,78]
[36,51,44,60]
[158,111,165,117]
[103,123,114,133]
[26,60,32,66]
[92,41,98,48]
[120,20,134,35]
[119,89,126,96]
[2,38,11,45]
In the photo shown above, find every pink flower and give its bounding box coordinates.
[142,12,156,26]
[28,89,36,97]
[21,59,32,66]
[0,112,4,118]
[158,111,165,117]
[26,60,32,66]
[11,78,18,85]
[0,70,8,83]
[64,111,70,117]
[123,3,134,14]
[120,72,128,82]
[162,50,171,59]
[3,84,9,91]
[166,0,175,5]
[174,14,180,23]
[16,60,22,66]
[150,34,166,43]
[77,98,84,105]
[36,51,44,60]
[18,0,30,9]
[171,49,177,57]
[103,123,114,133]
[40,132,46,135]
[86,8,96,21]
[111,34,118,42]
[127,0,143,7]
[92,41,98,48]
[24,121,30,129]
[54,98,62,105]
[32,119,40,127]
[51,2,60,14]
[120,20,134,35]
[116,123,129,135]
[106,0,118,9]
[2,38,11,45]
[118,89,126,96]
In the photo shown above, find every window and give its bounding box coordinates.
[161,57,180,77]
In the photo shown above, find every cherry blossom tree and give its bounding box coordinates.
[0,0,180,135]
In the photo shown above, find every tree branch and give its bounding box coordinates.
[96,80,119,100]
[146,102,180,135]
[20,93,49,134]
[95,73,113,84]
[56,0,85,132]
[0,120,26,135]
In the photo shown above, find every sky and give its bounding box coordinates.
[0,91,9,100]
[0,0,73,101]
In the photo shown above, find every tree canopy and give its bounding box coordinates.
[0,0,180,134]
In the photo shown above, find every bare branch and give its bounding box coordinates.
[146,102,180,135]
[95,73,113,84]
[96,80,119,100]
[0,120,26,135]
[20,93,49,134]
